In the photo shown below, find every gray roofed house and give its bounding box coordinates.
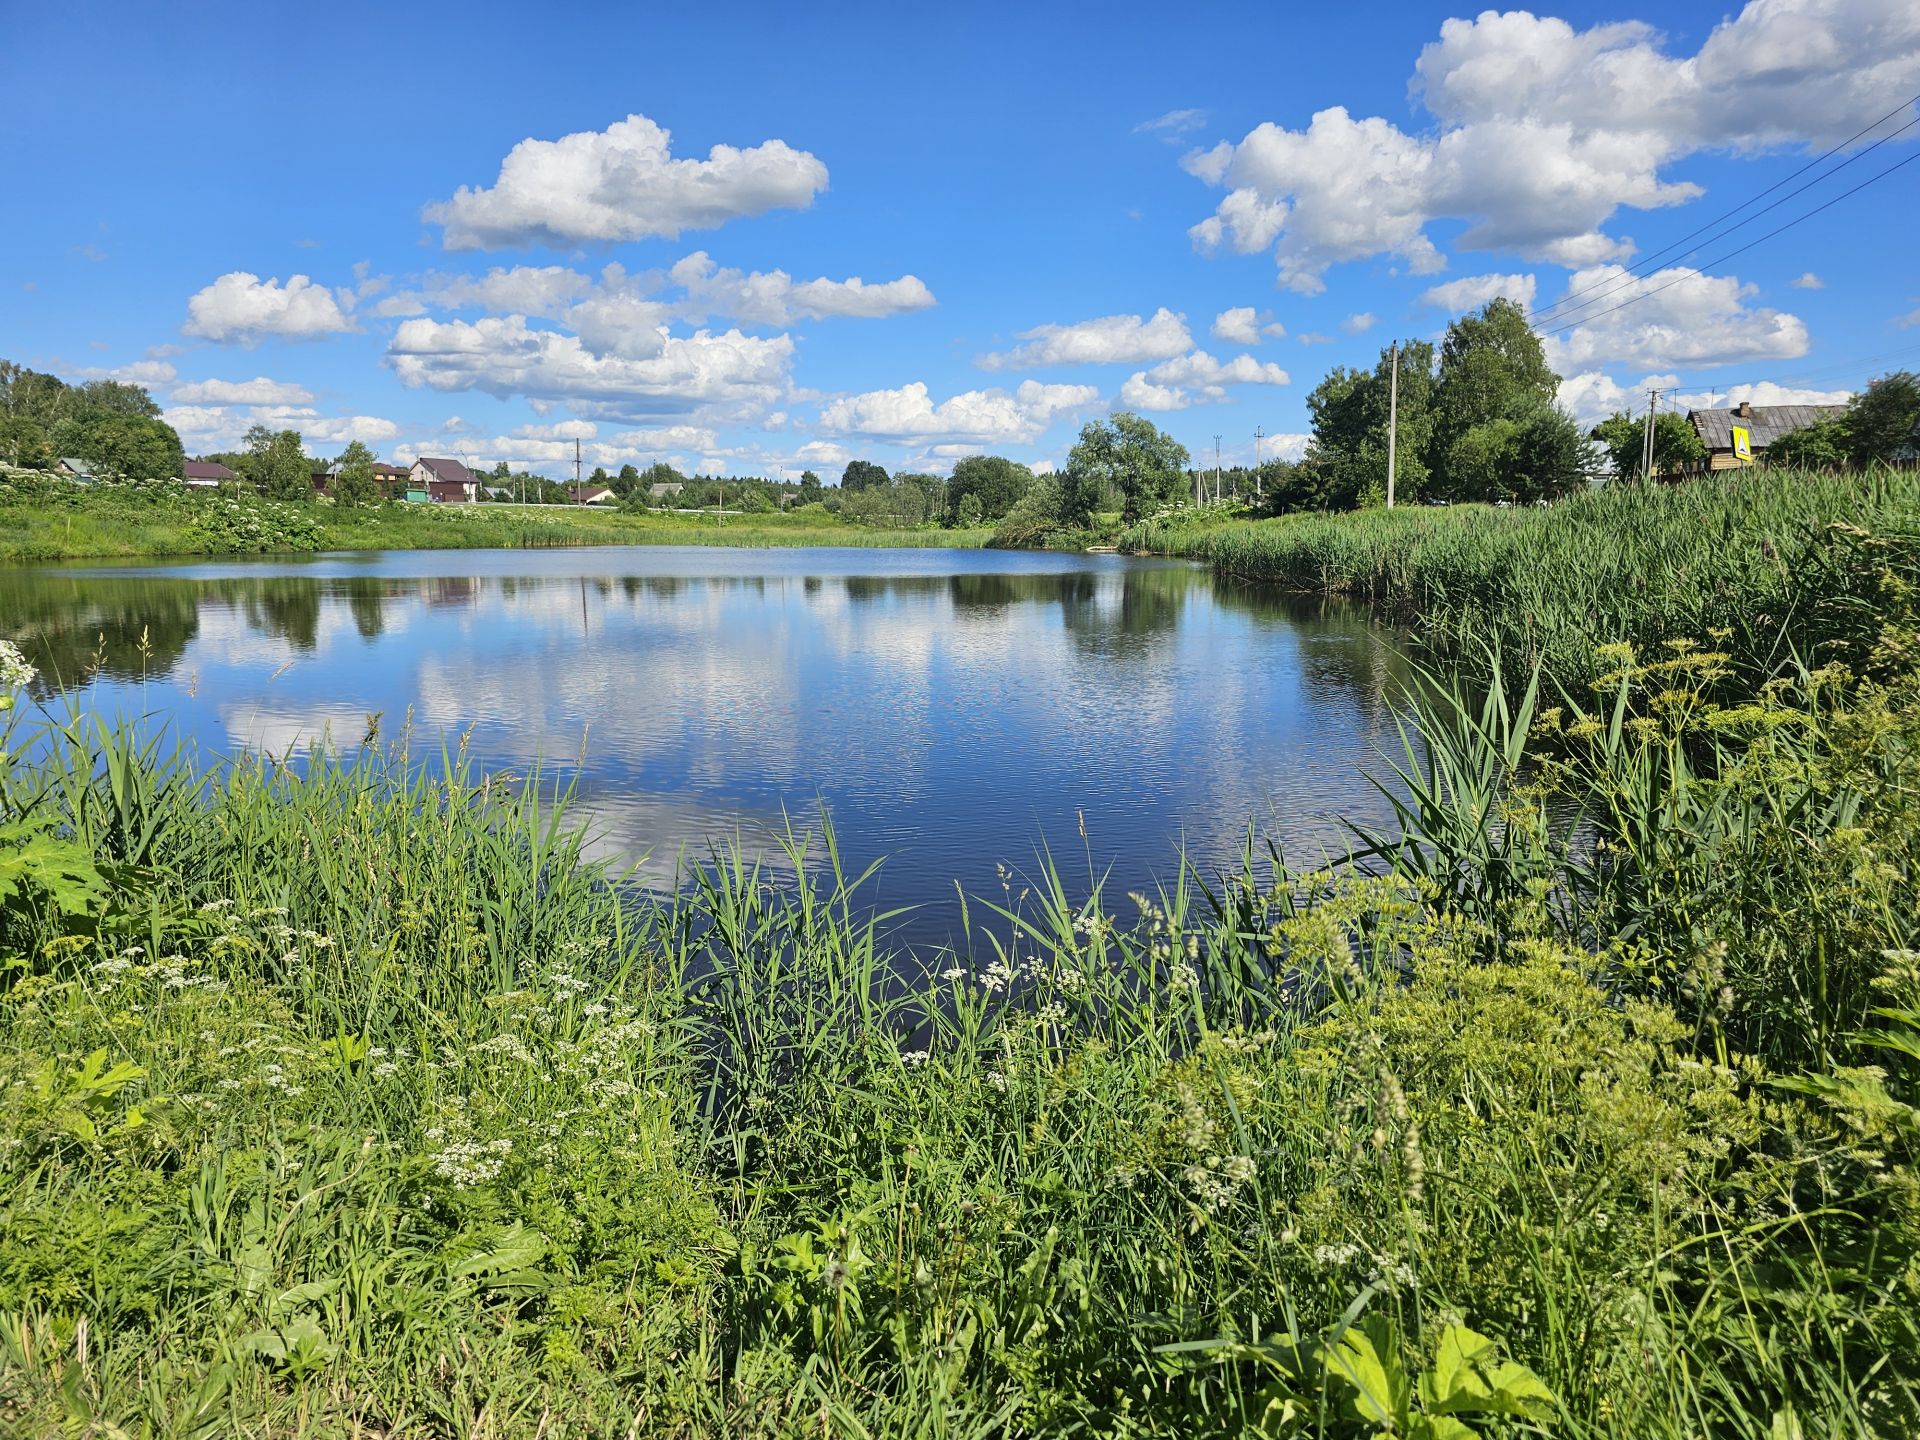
[1687,400,1849,471]
[648,481,685,500]
[57,457,98,483]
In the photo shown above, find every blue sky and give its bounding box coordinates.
[4,0,1918,481]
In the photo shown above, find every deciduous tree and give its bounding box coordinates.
[1063,412,1189,525]
[946,454,1034,524]
[333,440,380,507]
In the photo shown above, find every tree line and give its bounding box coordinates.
[0,360,184,479]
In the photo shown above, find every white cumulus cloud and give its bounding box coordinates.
[422,113,829,250]
[1422,272,1538,312]
[1672,380,1854,409]
[819,379,1097,445]
[670,251,936,325]
[385,313,793,420]
[183,272,356,343]
[1184,2,1920,292]
[978,308,1192,370]
[170,376,316,406]
[1119,349,1290,410]
[1544,264,1809,371]
[1211,307,1287,344]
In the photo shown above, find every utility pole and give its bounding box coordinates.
[1212,434,1222,505]
[1386,341,1399,509]
[573,438,582,499]
[1254,426,1264,503]
[1641,388,1659,482]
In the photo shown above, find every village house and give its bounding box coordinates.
[1686,400,1849,471]
[648,481,685,502]
[56,457,99,483]
[408,456,479,503]
[181,459,235,488]
[567,483,617,506]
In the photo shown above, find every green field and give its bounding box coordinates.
[2,469,1917,1435]
[0,470,989,562]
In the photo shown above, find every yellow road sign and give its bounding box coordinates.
[1731,424,1752,463]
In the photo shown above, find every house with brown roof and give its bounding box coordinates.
[1686,400,1849,471]
[408,456,478,503]
[567,484,617,506]
[182,459,236,488]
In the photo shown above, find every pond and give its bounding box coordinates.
[3,547,1413,947]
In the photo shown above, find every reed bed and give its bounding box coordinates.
[0,483,1917,1436]
[1124,467,1920,686]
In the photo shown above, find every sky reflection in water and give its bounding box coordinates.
[6,547,1412,948]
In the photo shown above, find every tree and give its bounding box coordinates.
[589,465,609,486]
[1304,340,1436,508]
[946,454,1034,524]
[614,462,641,498]
[841,459,889,493]
[333,440,380,507]
[0,414,52,468]
[1062,413,1190,526]
[1429,300,1563,501]
[1590,411,1705,480]
[58,413,184,479]
[1765,417,1849,469]
[798,469,824,504]
[258,429,311,499]
[1843,371,1920,467]
[73,379,161,420]
[897,471,946,519]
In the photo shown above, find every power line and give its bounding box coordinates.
[1529,89,1920,327]
[1533,108,1920,331]
[1539,148,1920,341]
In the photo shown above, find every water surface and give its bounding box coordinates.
[4,547,1411,946]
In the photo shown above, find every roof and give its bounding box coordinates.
[413,456,476,485]
[568,484,616,503]
[183,460,235,481]
[648,481,684,496]
[371,462,408,477]
[1687,404,1848,452]
[59,456,96,476]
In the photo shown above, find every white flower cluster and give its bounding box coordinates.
[0,640,36,690]
[430,1136,513,1189]
[1183,1154,1256,1212]
[978,959,1014,994]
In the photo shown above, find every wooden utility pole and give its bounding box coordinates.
[1213,434,1222,504]
[1254,426,1264,502]
[1386,341,1399,509]
[1641,389,1659,481]
[574,438,582,496]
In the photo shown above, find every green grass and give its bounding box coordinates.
[1,473,1917,1436]
[0,469,989,562]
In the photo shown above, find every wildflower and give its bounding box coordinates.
[1313,1242,1362,1267]
[940,966,968,982]
[899,1049,929,1067]
[0,640,36,691]
[1168,961,1200,994]
[979,958,1014,994]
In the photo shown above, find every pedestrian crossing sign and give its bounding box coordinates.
[1731,424,1752,463]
